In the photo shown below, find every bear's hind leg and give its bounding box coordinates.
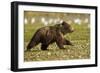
[27,41,39,51]
[41,44,48,50]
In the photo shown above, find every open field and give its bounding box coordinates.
[24,23,90,62]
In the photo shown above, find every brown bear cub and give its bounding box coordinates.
[27,21,74,50]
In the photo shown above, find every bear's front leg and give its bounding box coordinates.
[56,42,65,49]
[56,33,65,49]
[65,39,73,46]
[56,39,65,49]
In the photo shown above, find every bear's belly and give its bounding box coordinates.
[40,37,56,44]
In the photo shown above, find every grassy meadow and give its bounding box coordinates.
[24,23,90,62]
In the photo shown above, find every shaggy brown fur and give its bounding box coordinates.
[27,21,74,50]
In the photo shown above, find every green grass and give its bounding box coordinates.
[24,23,90,62]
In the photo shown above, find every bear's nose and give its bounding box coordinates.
[71,27,74,32]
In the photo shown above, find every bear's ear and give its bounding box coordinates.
[62,21,70,26]
[62,21,65,25]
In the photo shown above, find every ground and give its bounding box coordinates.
[24,23,90,62]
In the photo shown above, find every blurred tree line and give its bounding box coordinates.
[24,11,90,26]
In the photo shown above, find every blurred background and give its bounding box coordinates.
[24,11,90,27]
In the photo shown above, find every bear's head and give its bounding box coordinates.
[60,21,74,34]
